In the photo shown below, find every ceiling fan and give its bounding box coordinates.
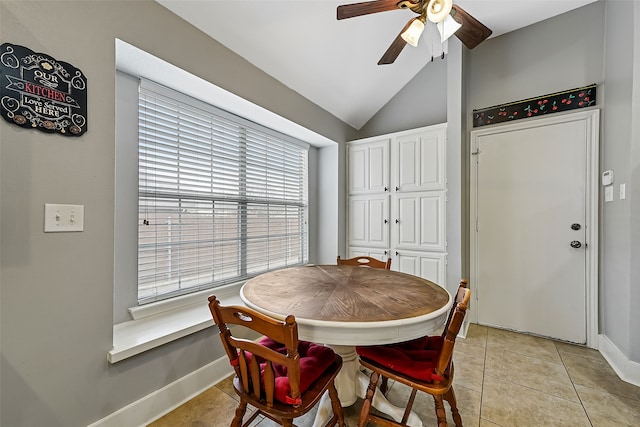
[337,0,492,64]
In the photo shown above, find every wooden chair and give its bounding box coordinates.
[356,280,471,427]
[336,255,391,270]
[208,296,345,427]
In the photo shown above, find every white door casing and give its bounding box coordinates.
[470,109,599,347]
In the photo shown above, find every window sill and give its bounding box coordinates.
[108,283,244,363]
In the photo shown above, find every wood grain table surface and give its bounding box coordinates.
[241,264,450,323]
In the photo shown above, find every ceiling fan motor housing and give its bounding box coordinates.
[426,0,453,23]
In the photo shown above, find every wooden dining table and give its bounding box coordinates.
[241,264,452,427]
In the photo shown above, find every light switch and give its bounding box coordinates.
[604,185,614,203]
[620,183,626,200]
[44,204,84,232]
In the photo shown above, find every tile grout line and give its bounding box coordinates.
[555,343,595,427]
[478,327,494,427]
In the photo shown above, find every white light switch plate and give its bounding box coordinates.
[44,204,84,232]
[604,186,614,203]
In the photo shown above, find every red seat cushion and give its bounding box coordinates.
[356,335,444,382]
[257,337,336,405]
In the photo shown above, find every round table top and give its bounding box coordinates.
[240,264,452,346]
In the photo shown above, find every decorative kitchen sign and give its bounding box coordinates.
[0,42,87,136]
[473,84,596,128]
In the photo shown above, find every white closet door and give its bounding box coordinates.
[395,250,446,286]
[348,194,389,248]
[394,191,446,252]
[395,126,446,192]
[348,139,389,194]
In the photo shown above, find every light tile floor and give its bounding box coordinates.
[149,324,640,427]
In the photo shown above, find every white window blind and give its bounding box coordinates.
[138,80,309,304]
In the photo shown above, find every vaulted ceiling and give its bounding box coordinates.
[157,0,599,130]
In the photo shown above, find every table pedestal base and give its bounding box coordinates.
[312,345,422,427]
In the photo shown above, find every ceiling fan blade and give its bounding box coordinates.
[377,18,413,65]
[337,0,414,20]
[450,4,492,49]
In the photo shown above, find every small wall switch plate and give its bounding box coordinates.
[620,183,626,200]
[604,186,614,203]
[44,204,84,232]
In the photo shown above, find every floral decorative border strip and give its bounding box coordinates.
[473,84,596,128]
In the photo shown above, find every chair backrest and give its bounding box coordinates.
[337,255,391,270]
[434,280,471,380]
[208,295,302,406]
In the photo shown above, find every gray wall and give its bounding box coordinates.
[1,0,639,426]
[0,1,353,426]
[602,0,639,361]
[631,0,640,364]
[356,58,448,140]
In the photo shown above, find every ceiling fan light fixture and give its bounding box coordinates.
[437,13,462,42]
[426,0,453,24]
[401,17,426,47]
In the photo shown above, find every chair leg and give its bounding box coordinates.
[433,395,448,427]
[282,418,294,427]
[401,388,418,425]
[358,371,381,427]
[444,387,462,427]
[380,376,389,395]
[328,381,345,427]
[232,399,247,427]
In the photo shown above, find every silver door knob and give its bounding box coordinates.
[570,241,582,248]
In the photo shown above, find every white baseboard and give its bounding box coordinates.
[459,318,470,339]
[88,356,234,427]
[598,334,640,388]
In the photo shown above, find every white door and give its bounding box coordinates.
[471,111,599,345]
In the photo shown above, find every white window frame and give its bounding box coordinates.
[111,39,334,363]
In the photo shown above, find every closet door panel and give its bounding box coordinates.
[394,191,446,252]
[348,139,389,194]
[348,195,389,248]
[395,126,446,192]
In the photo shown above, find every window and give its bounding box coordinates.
[138,80,308,304]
